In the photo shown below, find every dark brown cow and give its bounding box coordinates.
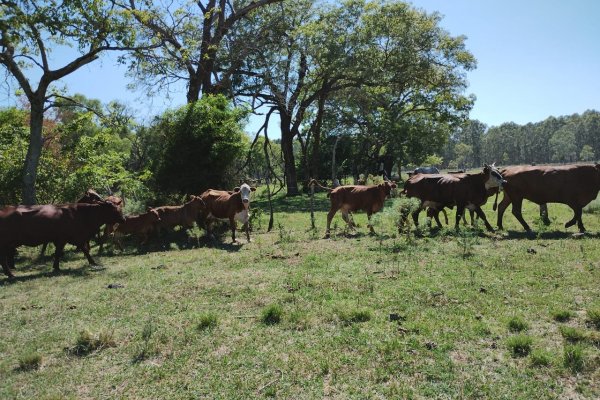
[153,195,206,235]
[198,183,256,243]
[0,202,125,278]
[497,164,600,232]
[310,179,397,237]
[402,165,505,231]
[76,189,124,252]
[111,208,161,250]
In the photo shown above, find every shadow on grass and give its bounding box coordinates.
[500,230,600,240]
[0,264,91,285]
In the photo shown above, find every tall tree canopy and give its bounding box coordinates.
[0,0,143,204]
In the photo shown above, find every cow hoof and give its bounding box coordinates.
[324,233,331,239]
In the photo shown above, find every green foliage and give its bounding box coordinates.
[151,95,248,195]
[506,335,533,357]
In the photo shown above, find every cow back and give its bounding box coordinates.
[200,189,243,219]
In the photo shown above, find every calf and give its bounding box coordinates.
[111,208,161,250]
[496,164,600,233]
[153,195,206,235]
[0,202,125,278]
[310,179,397,237]
[402,165,505,231]
[198,183,256,243]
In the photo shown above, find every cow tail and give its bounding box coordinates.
[493,191,499,211]
[309,179,333,193]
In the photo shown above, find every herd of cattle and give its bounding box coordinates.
[1,164,600,279]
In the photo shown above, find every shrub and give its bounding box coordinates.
[262,304,283,325]
[507,316,529,333]
[507,335,533,357]
[563,344,585,373]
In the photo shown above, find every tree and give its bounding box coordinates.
[550,128,577,163]
[119,0,282,102]
[580,144,595,162]
[150,95,248,196]
[452,143,473,169]
[0,0,143,204]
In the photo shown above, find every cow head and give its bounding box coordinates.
[100,201,126,224]
[234,183,256,209]
[187,195,206,212]
[483,164,507,189]
[147,207,161,222]
[379,180,397,198]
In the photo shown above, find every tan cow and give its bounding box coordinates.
[111,208,161,250]
[153,196,206,235]
[310,179,397,238]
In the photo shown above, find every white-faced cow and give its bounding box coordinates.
[310,179,397,238]
[198,183,256,243]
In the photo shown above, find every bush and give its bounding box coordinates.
[151,95,248,195]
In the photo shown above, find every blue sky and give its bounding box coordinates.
[2,0,599,133]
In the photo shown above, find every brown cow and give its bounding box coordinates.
[310,179,397,238]
[76,189,124,252]
[153,195,206,236]
[496,164,600,233]
[0,202,125,278]
[111,208,161,250]
[402,165,505,231]
[198,183,256,243]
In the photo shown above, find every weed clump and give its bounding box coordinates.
[507,334,533,357]
[338,308,372,326]
[563,344,585,373]
[551,309,574,323]
[529,349,552,367]
[70,329,116,356]
[586,308,600,330]
[18,352,42,371]
[559,326,587,343]
[197,312,218,331]
[262,304,283,325]
[507,316,529,333]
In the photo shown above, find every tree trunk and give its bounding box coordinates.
[332,135,340,182]
[22,99,45,205]
[310,93,326,180]
[280,114,299,196]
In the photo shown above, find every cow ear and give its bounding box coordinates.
[251,187,256,192]
[233,187,240,192]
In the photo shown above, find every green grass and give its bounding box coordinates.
[17,352,42,371]
[551,309,575,322]
[507,316,529,333]
[507,334,533,358]
[587,308,600,330]
[1,189,600,398]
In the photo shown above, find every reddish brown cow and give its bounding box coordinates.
[0,202,125,278]
[198,183,256,243]
[153,196,206,235]
[402,165,505,231]
[497,164,600,233]
[310,179,397,237]
[111,208,161,250]
[76,189,124,252]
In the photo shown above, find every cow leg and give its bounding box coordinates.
[455,206,465,231]
[53,242,66,272]
[80,241,98,266]
[230,216,237,243]
[114,234,124,252]
[411,203,424,227]
[496,194,512,230]
[511,198,531,232]
[325,208,338,238]
[245,220,251,242]
[427,208,442,229]
[0,250,15,278]
[39,242,48,259]
[540,204,551,225]
[474,207,494,232]
[441,208,449,225]
[565,207,585,232]
[367,212,376,234]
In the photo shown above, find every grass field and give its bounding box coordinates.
[2,187,600,399]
